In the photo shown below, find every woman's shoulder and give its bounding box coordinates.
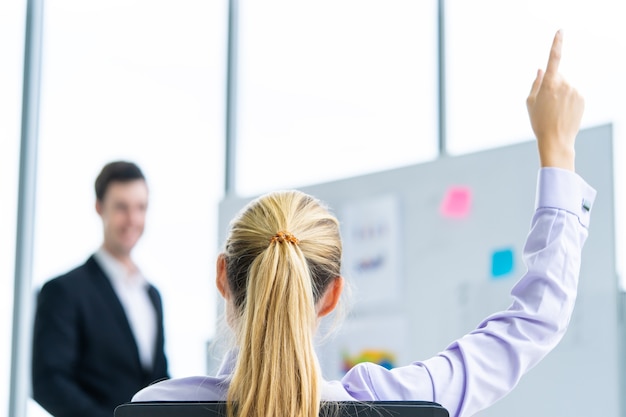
[132,375,229,402]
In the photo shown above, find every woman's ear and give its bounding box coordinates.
[317,277,344,318]
[216,254,230,300]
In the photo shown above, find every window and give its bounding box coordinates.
[236,0,439,195]
[29,3,226,415]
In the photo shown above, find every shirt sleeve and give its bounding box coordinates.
[341,167,596,417]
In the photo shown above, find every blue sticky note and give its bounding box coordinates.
[491,248,514,278]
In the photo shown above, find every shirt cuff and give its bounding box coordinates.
[535,167,597,228]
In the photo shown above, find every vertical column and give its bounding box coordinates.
[9,0,44,416]
[437,0,447,157]
[225,0,239,196]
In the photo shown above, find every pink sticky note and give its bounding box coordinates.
[440,186,472,219]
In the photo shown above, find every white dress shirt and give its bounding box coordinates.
[95,248,157,370]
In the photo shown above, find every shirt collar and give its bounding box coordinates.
[94,246,147,289]
[216,348,238,378]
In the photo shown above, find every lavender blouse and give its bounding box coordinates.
[132,168,596,417]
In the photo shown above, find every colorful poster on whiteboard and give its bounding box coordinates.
[318,315,410,380]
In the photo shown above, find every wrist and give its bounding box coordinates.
[539,147,575,171]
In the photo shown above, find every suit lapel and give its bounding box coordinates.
[146,285,164,371]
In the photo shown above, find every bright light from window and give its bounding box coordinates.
[236,0,439,195]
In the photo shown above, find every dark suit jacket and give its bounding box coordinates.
[32,255,169,417]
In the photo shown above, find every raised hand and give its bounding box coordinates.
[526,30,584,171]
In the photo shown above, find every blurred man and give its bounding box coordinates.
[32,161,169,417]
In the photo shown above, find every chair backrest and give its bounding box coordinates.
[115,401,449,417]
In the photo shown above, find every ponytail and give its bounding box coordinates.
[227,236,320,417]
[223,191,342,417]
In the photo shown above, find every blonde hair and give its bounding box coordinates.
[223,190,342,417]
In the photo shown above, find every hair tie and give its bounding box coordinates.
[270,231,299,245]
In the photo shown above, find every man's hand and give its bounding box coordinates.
[526,30,584,171]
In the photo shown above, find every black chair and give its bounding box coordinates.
[115,401,449,417]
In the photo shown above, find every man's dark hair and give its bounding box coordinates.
[95,161,146,201]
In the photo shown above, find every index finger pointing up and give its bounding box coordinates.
[545,29,563,78]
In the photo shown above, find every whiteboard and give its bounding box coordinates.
[217,124,623,417]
